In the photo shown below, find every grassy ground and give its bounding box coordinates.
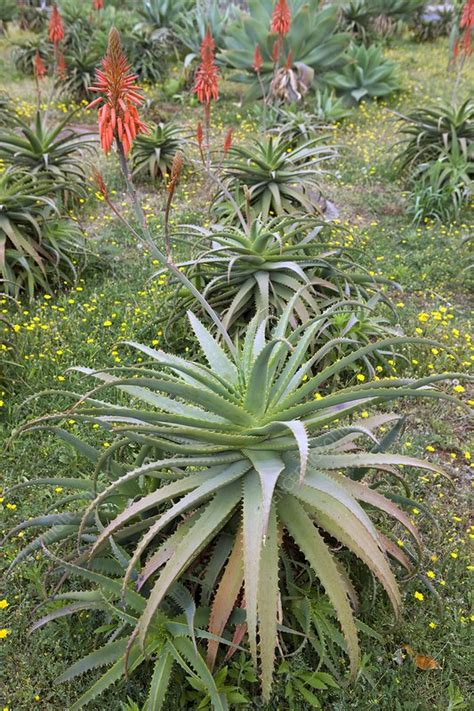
[0,31,473,711]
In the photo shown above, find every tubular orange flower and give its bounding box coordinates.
[193,29,219,105]
[253,44,263,73]
[48,4,64,46]
[223,127,232,156]
[87,27,147,155]
[34,50,47,81]
[272,37,282,63]
[271,0,291,36]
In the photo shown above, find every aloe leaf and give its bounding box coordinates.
[137,484,242,650]
[207,530,244,670]
[279,495,359,677]
[144,650,174,711]
[258,502,279,701]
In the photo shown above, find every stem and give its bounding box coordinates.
[115,140,236,354]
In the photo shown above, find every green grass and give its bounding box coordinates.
[0,29,473,711]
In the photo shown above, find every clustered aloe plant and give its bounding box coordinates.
[0,110,96,200]
[131,122,186,182]
[8,307,467,706]
[219,136,336,219]
[5,20,471,711]
[162,217,393,335]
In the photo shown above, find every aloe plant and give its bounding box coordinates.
[0,171,84,298]
[28,555,239,711]
[163,217,392,334]
[325,43,400,104]
[0,111,96,200]
[219,136,336,219]
[394,99,474,177]
[221,1,349,99]
[8,305,469,699]
[131,122,186,182]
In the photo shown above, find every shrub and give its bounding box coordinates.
[394,99,474,177]
[174,0,237,60]
[0,171,84,298]
[138,0,194,38]
[0,0,17,33]
[131,122,186,182]
[219,135,336,219]
[0,111,96,201]
[8,308,466,700]
[221,1,349,99]
[325,43,400,104]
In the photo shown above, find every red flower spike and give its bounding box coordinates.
[284,49,293,70]
[223,127,232,156]
[461,0,474,28]
[86,27,147,155]
[49,4,64,46]
[93,169,108,199]
[93,0,104,9]
[193,29,219,106]
[271,0,291,36]
[253,44,263,73]
[34,50,47,81]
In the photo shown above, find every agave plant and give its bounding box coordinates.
[412,4,454,42]
[338,0,375,44]
[162,217,392,335]
[0,172,84,298]
[221,1,349,99]
[0,111,97,200]
[8,306,468,700]
[131,122,186,182]
[219,136,336,219]
[394,99,474,177]
[325,43,400,104]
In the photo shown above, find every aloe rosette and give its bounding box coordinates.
[8,303,469,701]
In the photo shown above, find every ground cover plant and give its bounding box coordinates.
[0,2,473,710]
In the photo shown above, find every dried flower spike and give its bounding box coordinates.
[48,4,64,46]
[271,0,291,36]
[87,27,147,155]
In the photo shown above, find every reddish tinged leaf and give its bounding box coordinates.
[207,531,244,670]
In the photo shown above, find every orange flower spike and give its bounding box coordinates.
[193,29,219,105]
[253,44,263,73]
[223,127,232,156]
[285,49,293,70]
[196,121,204,148]
[461,0,474,28]
[56,50,67,81]
[34,50,47,81]
[87,27,147,155]
[49,4,65,46]
[93,0,105,9]
[271,0,291,36]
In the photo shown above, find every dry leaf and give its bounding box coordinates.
[414,654,440,670]
[402,644,440,670]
